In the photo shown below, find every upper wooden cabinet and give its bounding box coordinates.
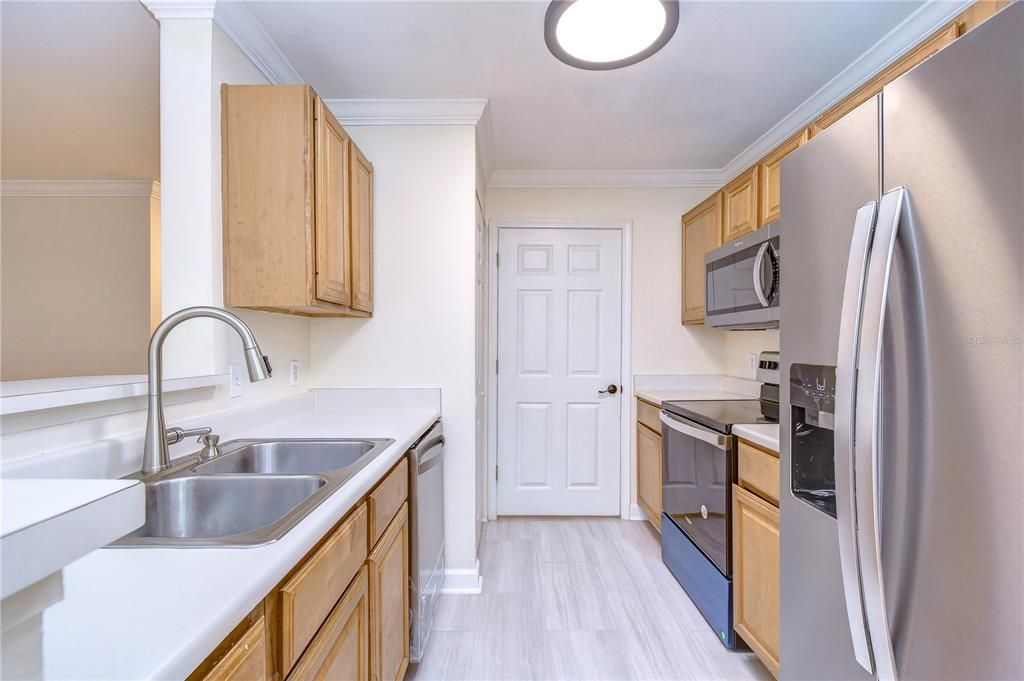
[350,142,375,314]
[681,192,722,325]
[758,128,810,227]
[722,166,759,242]
[222,84,373,317]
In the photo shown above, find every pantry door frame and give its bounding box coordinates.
[486,218,633,521]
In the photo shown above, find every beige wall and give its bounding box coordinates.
[1,194,153,380]
[310,124,479,573]
[0,26,312,462]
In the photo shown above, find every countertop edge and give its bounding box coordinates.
[43,407,439,681]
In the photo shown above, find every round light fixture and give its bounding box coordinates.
[545,0,679,71]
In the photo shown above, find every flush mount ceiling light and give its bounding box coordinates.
[545,0,680,71]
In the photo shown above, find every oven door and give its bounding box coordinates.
[704,224,780,330]
[660,411,733,574]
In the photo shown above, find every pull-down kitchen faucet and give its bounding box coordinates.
[141,306,272,475]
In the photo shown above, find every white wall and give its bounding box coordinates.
[310,125,479,574]
[0,26,310,464]
[1,194,152,380]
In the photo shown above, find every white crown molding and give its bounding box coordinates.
[142,0,217,21]
[719,0,972,181]
[325,99,488,126]
[213,1,302,85]
[487,169,725,189]
[1,180,159,198]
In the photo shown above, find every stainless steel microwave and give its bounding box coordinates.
[704,222,780,330]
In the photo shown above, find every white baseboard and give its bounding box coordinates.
[628,503,648,522]
[442,561,483,594]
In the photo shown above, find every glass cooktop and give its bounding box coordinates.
[662,399,777,434]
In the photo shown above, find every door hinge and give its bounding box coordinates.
[495,465,498,481]
[495,359,499,374]
[496,252,500,268]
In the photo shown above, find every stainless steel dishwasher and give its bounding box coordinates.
[409,420,444,663]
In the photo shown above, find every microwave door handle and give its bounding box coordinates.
[855,187,908,681]
[753,241,770,307]
[835,201,878,674]
[658,412,727,450]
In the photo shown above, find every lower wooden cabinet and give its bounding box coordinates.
[289,568,369,681]
[204,616,267,681]
[732,483,780,678]
[191,455,411,681]
[636,421,662,530]
[367,503,410,681]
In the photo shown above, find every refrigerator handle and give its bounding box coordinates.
[854,186,908,681]
[835,200,878,674]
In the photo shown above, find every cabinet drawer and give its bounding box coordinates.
[636,399,661,433]
[281,503,368,672]
[203,616,266,681]
[369,457,408,546]
[738,440,780,505]
[290,567,370,681]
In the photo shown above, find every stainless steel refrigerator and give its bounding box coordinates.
[779,5,1023,680]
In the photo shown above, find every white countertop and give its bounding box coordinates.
[1,479,144,598]
[41,406,438,680]
[635,387,755,405]
[633,374,761,406]
[733,423,780,452]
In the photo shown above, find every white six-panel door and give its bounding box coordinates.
[497,227,622,515]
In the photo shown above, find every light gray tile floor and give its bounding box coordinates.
[408,518,774,681]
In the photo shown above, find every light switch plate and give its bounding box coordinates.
[229,364,243,398]
[289,360,300,387]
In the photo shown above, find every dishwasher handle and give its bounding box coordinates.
[413,422,445,472]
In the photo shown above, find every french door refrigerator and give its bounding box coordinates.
[779,5,1022,680]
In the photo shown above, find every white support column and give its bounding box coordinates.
[142,0,220,379]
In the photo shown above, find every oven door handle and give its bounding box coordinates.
[659,412,727,450]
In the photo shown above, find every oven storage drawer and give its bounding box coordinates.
[661,513,737,648]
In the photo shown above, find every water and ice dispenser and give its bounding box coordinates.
[790,364,838,518]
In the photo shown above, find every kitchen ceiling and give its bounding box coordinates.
[247,0,922,173]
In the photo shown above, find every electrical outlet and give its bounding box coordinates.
[229,364,243,398]
[289,360,300,387]
[747,353,758,373]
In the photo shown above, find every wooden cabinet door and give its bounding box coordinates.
[732,484,780,678]
[722,167,759,242]
[203,616,267,681]
[758,128,810,227]
[681,193,722,324]
[367,503,409,681]
[289,569,370,681]
[314,96,353,307]
[636,422,662,530]
[349,141,374,314]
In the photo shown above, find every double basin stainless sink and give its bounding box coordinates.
[112,439,393,548]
